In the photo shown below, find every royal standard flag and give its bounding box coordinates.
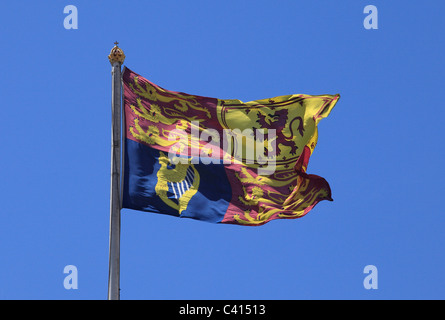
[122,67,339,226]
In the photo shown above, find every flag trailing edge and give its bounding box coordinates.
[121,67,340,226]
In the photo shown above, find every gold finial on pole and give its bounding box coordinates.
[108,41,125,65]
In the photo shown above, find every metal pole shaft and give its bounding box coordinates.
[108,46,124,300]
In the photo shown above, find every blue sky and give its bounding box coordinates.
[1,1,444,300]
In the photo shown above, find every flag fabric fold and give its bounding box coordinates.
[122,67,339,226]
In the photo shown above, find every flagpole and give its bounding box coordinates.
[107,42,125,300]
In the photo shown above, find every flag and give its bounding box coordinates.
[122,67,339,226]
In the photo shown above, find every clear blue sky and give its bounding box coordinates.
[1,1,444,300]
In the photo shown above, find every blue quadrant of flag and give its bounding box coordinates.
[122,138,232,223]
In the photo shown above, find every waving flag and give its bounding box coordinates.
[121,67,339,226]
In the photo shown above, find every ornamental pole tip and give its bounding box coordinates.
[108,42,125,65]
